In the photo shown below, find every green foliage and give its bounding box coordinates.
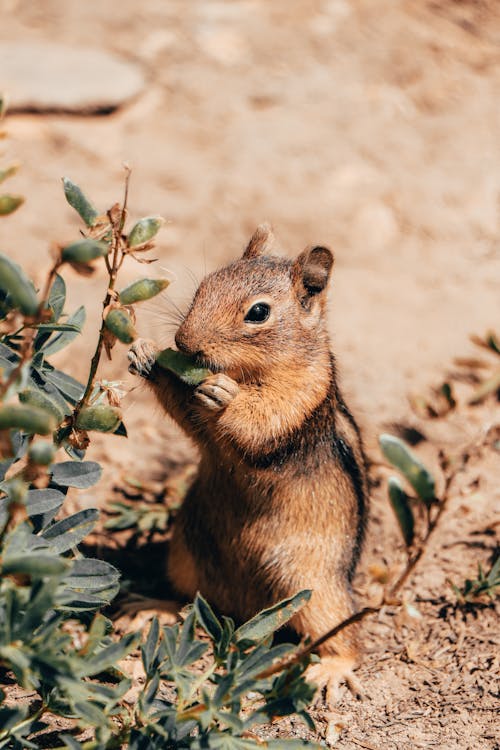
[0,165,317,748]
[387,477,414,547]
[449,554,500,604]
[380,434,439,547]
[123,593,316,750]
[0,254,38,316]
[104,499,170,534]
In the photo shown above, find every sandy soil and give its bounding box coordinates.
[1,1,499,748]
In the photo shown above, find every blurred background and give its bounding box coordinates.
[1,0,499,452]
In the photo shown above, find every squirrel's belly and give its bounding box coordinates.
[169,465,359,621]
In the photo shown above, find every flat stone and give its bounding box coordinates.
[0,42,145,114]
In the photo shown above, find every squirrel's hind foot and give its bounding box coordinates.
[307,655,363,706]
[128,338,159,379]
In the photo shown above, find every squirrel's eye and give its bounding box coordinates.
[244,302,271,323]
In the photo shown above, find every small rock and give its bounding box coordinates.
[0,42,145,114]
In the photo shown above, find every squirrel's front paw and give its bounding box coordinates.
[194,373,240,411]
[128,338,159,379]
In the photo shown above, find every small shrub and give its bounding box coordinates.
[0,104,317,747]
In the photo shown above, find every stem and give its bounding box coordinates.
[77,169,131,409]
[0,703,47,741]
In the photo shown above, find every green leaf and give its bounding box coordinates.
[194,594,223,641]
[63,558,120,592]
[128,216,164,247]
[51,460,102,488]
[2,554,69,577]
[42,508,99,552]
[34,322,82,333]
[25,488,64,530]
[62,178,99,227]
[388,476,415,547]
[175,609,208,667]
[236,643,292,681]
[41,305,86,356]
[72,700,107,726]
[235,590,311,643]
[19,387,66,423]
[48,273,66,322]
[142,616,160,677]
[0,194,24,216]
[379,434,436,504]
[156,348,211,386]
[487,554,500,587]
[16,577,61,640]
[77,631,140,677]
[119,278,170,305]
[61,239,109,264]
[138,671,160,718]
[42,367,85,404]
[486,332,500,356]
[0,252,38,315]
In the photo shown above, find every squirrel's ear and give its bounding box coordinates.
[243,223,274,259]
[291,246,334,300]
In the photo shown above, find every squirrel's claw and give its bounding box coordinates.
[128,338,159,379]
[307,655,363,706]
[194,373,240,411]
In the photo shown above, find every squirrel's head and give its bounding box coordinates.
[174,224,334,380]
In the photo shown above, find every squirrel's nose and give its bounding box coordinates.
[175,326,200,357]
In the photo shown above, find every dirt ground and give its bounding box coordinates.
[1,0,499,748]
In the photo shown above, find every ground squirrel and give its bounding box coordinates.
[128,224,368,700]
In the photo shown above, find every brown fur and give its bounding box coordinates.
[128,225,369,691]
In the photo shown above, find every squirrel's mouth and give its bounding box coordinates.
[192,352,224,374]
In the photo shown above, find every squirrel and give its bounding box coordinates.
[128,224,369,701]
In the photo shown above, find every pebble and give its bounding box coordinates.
[0,41,145,114]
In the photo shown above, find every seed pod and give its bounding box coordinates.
[61,239,109,264]
[156,348,211,386]
[0,195,24,216]
[6,477,28,505]
[76,404,122,433]
[28,440,56,466]
[0,404,56,435]
[119,278,170,305]
[0,165,19,185]
[128,216,164,247]
[105,308,137,344]
[0,252,38,316]
[19,389,65,424]
[62,177,99,227]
